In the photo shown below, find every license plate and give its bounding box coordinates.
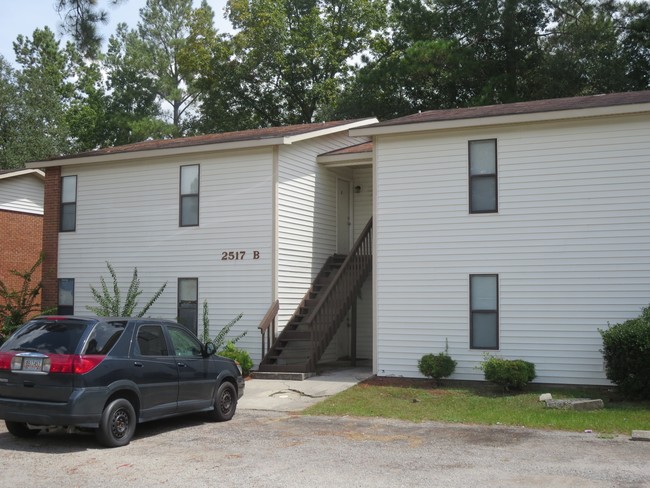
[21,358,43,372]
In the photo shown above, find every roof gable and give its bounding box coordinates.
[0,169,45,181]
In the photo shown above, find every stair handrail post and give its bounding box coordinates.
[258,299,280,359]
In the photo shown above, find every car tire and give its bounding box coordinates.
[207,381,237,422]
[5,421,40,438]
[96,398,136,448]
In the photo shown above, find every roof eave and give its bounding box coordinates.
[25,118,379,169]
[25,137,288,169]
[350,103,650,137]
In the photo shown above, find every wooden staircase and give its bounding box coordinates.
[258,218,372,373]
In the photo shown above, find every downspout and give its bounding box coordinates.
[372,138,378,376]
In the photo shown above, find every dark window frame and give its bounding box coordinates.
[469,274,499,350]
[177,277,198,334]
[58,278,75,315]
[60,175,77,232]
[179,164,200,227]
[468,139,498,214]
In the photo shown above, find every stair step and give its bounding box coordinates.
[256,363,312,373]
[252,371,315,380]
[279,331,311,341]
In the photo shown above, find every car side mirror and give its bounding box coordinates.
[204,342,216,356]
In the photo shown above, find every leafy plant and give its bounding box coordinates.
[86,262,167,317]
[218,341,253,376]
[480,355,536,391]
[0,254,49,340]
[600,306,650,400]
[418,341,457,385]
[201,299,246,351]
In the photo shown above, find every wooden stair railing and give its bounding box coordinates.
[257,217,372,373]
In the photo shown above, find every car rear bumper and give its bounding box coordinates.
[0,387,107,428]
[237,376,245,399]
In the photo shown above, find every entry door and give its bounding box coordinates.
[337,179,351,253]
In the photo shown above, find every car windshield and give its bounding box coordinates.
[1,318,91,355]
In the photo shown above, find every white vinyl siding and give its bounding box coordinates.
[59,148,274,364]
[276,135,369,328]
[374,113,650,385]
[0,174,44,215]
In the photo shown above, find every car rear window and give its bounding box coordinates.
[1,318,92,354]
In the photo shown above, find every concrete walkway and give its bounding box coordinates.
[238,367,373,412]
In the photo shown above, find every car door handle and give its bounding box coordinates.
[177,362,187,368]
[133,362,143,368]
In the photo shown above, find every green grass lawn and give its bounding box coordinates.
[303,380,650,435]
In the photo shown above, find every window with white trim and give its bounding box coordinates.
[58,278,74,315]
[180,165,199,226]
[177,278,198,334]
[60,175,77,231]
[469,139,497,213]
[470,274,499,349]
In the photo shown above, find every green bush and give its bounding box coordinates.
[480,355,536,391]
[218,341,254,376]
[600,306,650,400]
[418,352,457,384]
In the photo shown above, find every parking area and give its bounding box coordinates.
[1,371,649,487]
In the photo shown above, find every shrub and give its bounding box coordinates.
[480,355,536,391]
[201,300,246,350]
[218,341,254,376]
[600,306,650,400]
[0,254,48,340]
[86,262,167,317]
[418,352,457,385]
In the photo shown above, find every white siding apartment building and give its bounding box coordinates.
[29,90,650,385]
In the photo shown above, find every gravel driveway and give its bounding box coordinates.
[1,410,649,487]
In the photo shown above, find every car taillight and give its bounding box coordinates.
[48,354,106,374]
[0,352,14,370]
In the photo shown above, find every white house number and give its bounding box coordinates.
[221,251,260,261]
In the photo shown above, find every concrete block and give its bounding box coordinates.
[631,430,650,442]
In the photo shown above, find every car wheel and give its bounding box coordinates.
[5,421,40,438]
[208,381,237,422]
[96,398,136,448]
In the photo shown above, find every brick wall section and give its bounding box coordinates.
[0,210,43,308]
[42,167,61,311]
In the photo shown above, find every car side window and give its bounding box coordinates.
[168,326,203,358]
[84,321,127,354]
[136,325,169,356]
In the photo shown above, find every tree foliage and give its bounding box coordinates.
[334,0,650,119]
[194,0,387,131]
[2,0,649,169]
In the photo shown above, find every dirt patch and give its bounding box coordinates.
[358,375,491,396]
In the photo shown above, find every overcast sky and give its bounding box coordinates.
[1,0,231,66]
